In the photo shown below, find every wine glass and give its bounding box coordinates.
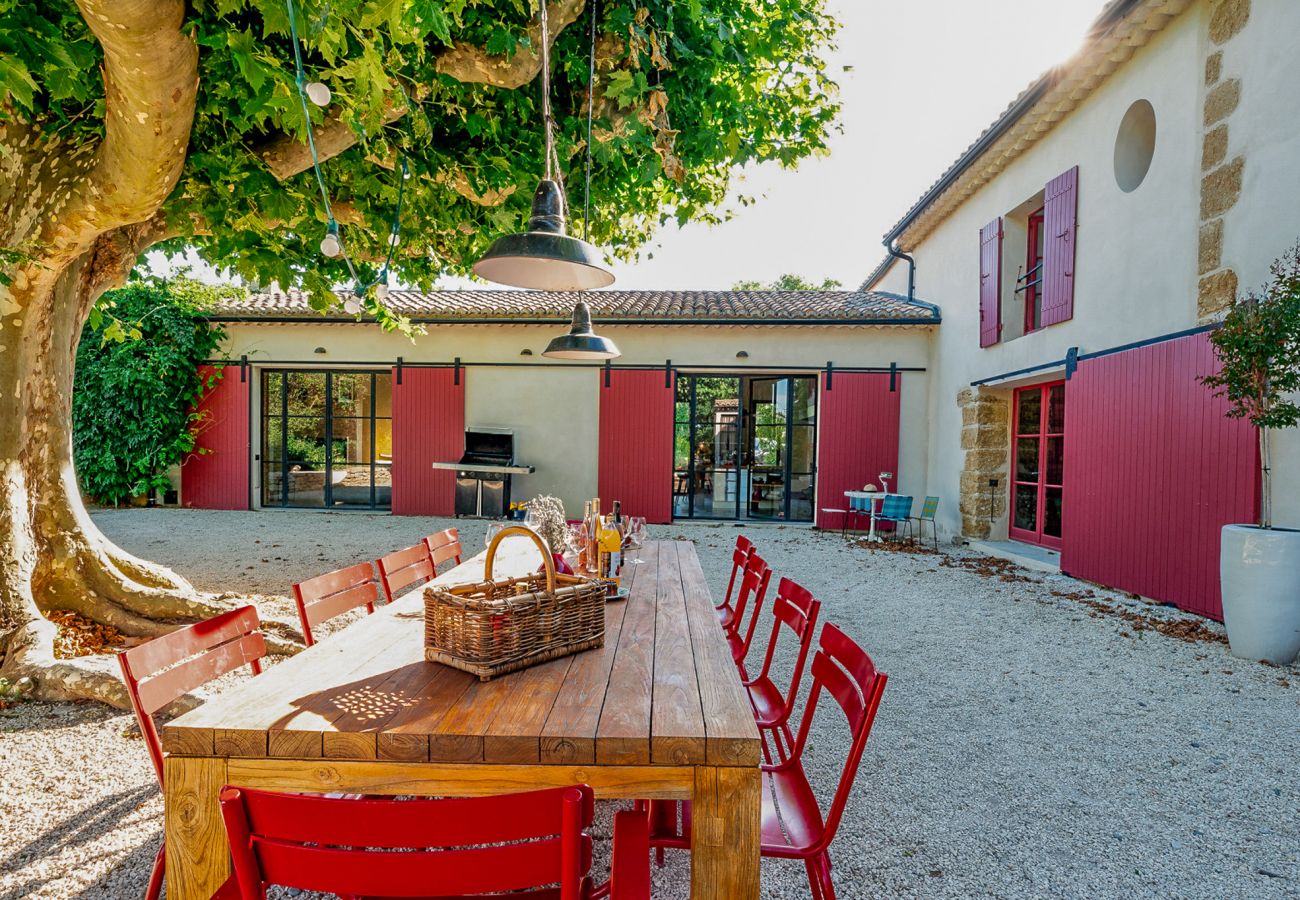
[626,517,646,564]
[484,521,505,549]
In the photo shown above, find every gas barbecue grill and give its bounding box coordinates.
[430,427,534,518]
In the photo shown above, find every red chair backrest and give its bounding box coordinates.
[219,784,596,900]
[291,562,380,647]
[787,623,888,850]
[423,527,463,571]
[720,537,754,612]
[729,553,773,651]
[377,543,435,603]
[752,577,821,715]
[117,606,266,784]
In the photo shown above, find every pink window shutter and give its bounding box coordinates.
[1041,166,1079,327]
[978,218,1002,347]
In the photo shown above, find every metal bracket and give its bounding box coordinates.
[825,361,833,391]
[889,361,898,392]
[1064,346,1079,380]
[604,359,612,388]
[665,359,672,389]
[239,355,248,383]
[396,356,403,385]
[454,356,461,386]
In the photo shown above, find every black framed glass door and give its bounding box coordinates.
[261,370,392,510]
[672,374,816,522]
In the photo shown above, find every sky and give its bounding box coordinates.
[150,0,1104,292]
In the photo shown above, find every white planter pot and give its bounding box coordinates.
[1220,524,1300,665]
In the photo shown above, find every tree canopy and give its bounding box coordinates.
[5,0,840,327]
[732,274,843,290]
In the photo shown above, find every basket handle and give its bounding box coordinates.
[484,525,556,592]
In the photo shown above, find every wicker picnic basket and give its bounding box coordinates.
[423,525,606,680]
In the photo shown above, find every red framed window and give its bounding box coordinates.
[1022,206,1045,333]
[1010,381,1064,549]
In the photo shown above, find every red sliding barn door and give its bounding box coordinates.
[1061,332,1257,620]
[598,370,674,524]
[183,365,251,510]
[391,367,464,516]
[815,373,901,530]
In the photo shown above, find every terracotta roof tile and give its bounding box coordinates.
[210,288,940,325]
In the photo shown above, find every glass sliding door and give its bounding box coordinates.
[261,370,392,510]
[672,374,816,522]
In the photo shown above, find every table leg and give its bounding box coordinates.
[690,765,761,899]
[164,756,230,900]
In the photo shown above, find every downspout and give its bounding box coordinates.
[887,239,916,302]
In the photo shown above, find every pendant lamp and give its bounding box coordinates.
[472,0,614,291]
[542,299,620,359]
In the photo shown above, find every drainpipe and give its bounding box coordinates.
[887,239,916,302]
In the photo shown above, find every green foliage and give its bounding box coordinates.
[72,278,230,504]
[3,1,840,312]
[732,274,842,290]
[1203,244,1300,432]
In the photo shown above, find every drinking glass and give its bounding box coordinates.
[626,517,646,564]
[484,521,505,549]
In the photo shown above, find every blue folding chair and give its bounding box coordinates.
[876,494,914,541]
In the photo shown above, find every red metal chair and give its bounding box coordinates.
[647,623,888,900]
[291,561,380,647]
[423,527,464,572]
[724,553,772,672]
[117,606,267,900]
[714,535,754,628]
[217,784,651,899]
[376,542,435,604]
[741,577,821,763]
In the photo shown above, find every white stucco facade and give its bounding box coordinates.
[870,0,1299,539]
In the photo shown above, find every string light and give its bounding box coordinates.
[285,0,409,308]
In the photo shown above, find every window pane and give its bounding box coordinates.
[332,373,372,418]
[1015,438,1040,481]
[789,425,815,475]
[263,372,282,415]
[1045,437,1064,486]
[675,423,692,469]
[262,418,283,460]
[1044,487,1063,538]
[262,462,283,507]
[1014,484,1038,531]
[374,461,392,508]
[752,426,782,468]
[374,373,392,418]
[285,418,330,466]
[791,377,816,425]
[375,413,392,467]
[789,472,815,522]
[1047,384,1066,433]
[286,371,326,416]
[1017,388,1042,435]
[285,466,326,507]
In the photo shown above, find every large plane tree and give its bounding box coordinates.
[0,0,838,702]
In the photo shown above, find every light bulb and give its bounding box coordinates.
[320,227,342,258]
[375,283,390,301]
[388,231,401,247]
[305,81,331,107]
[344,296,363,315]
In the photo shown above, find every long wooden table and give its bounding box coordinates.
[161,537,761,898]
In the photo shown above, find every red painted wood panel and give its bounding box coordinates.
[979,217,1002,347]
[1041,166,1078,327]
[183,365,250,510]
[815,373,901,530]
[1060,332,1258,620]
[391,367,464,516]
[598,370,674,524]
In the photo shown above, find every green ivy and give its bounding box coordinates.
[72,278,231,505]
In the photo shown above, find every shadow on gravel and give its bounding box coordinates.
[0,783,159,898]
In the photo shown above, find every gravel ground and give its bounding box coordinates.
[1,508,1297,899]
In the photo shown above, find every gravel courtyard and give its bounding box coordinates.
[2,508,1297,899]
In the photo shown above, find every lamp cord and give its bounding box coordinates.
[583,0,597,240]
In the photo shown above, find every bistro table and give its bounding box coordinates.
[160,536,761,899]
[844,490,889,541]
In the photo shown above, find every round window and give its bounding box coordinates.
[1114,99,1156,192]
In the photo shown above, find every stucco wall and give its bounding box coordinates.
[219,321,933,517]
[877,0,1300,537]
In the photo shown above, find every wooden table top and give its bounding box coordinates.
[162,537,760,768]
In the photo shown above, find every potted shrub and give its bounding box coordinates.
[1203,244,1300,664]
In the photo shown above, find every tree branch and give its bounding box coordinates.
[40,0,198,273]
[256,0,586,182]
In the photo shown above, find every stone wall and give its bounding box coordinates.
[957,387,1009,539]
[1197,0,1250,318]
